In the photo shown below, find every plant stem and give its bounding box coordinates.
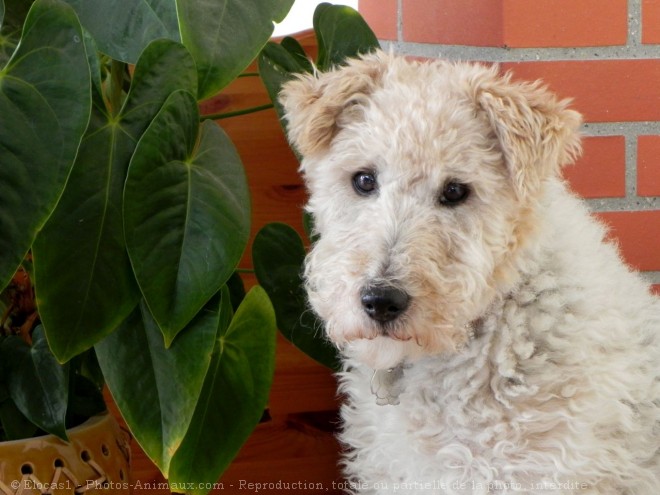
[235,268,255,274]
[201,103,274,121]
[238,72,260,78]
[109,60,126,117]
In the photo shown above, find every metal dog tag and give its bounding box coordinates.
[370,365,404,406]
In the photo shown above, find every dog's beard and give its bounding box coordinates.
[344,336,421,370]
[340,321,472,370]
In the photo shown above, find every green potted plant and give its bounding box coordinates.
[0,0,380,492]
[0,0,291,492]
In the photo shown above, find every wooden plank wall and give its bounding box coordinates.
[114,33,345,494]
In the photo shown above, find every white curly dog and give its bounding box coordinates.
[280,51,660,494]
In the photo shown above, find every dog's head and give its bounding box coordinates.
[280,51,581,369]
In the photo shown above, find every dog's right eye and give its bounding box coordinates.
[352,172,377,195]
[439,181,470,206]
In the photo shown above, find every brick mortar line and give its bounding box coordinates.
[629,0,642,47]
[596,132,642,199]
[586,197,659,212]
[643,271,660,285]
[582,122,660,136]
[381,41,660,63]
[626,134,638,198]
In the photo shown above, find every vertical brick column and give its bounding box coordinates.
[360,0,660,294]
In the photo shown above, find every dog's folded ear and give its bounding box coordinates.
[279,52,385,159]
[475,68,582,200]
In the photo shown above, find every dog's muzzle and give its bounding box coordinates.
[360,285,410,323]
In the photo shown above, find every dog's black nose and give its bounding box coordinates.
[361,286,410,323]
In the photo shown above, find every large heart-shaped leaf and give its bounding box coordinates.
[62,0,179,64]
[0,327,69,439]
[314,2,379,71]
[33,40,198,363]
[253,223,340,370]
[124,90,250,345]
[95,296,220,475]
[0,0,90,290]
[168,286,276,493]
[177,0,295,99]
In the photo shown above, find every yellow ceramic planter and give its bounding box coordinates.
[0,413,130,494]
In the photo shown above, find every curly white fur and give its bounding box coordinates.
[280,51,660,494]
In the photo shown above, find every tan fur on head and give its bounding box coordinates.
[473,68,583,200]
[278,52,385,158]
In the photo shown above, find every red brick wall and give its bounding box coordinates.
[360,0,660,294]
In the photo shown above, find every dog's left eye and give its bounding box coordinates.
[353,172,377,195]
[440,181,470,206]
